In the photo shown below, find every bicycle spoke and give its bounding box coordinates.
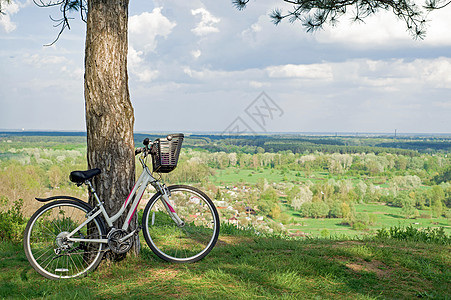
[24,200,105,279]
[143,186,219,263]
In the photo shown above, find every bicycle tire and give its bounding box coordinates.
[142,185,220,263]
[23,199,106,279]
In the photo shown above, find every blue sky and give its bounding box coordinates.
[1,0,450,133]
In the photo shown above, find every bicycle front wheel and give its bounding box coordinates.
[142,185,220,263]
[23,200,106,279]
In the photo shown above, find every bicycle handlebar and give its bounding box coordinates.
[135,135,174,156]
[135,147,145,156]
[135,138,154,156]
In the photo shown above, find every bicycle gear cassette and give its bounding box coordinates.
[107,229,132,254]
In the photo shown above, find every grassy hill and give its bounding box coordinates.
[1,228,450,299]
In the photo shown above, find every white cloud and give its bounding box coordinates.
[128,8,175,82]
[128,46,144,66]
[182,57,451,96]
[0,0,21,33]
[60,66,83,80]
[191,49,201,59]
[264,58,451,91]
[241,21,262,37]
[127,46,159,82]
[191,8,220,36]
[341,57,451,89]
[129,8,176,52]
[134,68,159,82]
[241,18,265,45]
[266,64,334,81]
[22,54,67,68]
[315,8,451,47]
[0,14,15,33]
[418,57,451,88]
[421,8,451,46]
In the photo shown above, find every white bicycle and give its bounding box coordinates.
[23,134,220,279]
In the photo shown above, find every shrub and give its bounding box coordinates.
[352,222,368,230]
[220,222,257,237]
[320,228,330,238]
[369,214,377,225]
[300,202,329,218]
[420,213,432,219]
[355,212,369,225]
[0,198,26,243]
[376,225,450,245]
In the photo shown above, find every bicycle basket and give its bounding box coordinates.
[151,133,184,173]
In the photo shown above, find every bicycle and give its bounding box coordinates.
[23,134,220,279]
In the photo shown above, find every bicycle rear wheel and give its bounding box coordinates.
[23,200,106,279]
[142,185,220,263]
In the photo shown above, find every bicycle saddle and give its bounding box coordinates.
[69,168,101,183]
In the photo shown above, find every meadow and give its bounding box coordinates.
[1,228,450,299]
[0,133,450,298]
[209,166,450,238]
[283,203,450,237]
[1,133,450,238]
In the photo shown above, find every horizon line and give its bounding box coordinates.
[1,129,451,136]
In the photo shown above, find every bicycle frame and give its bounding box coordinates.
[66,156,183,245]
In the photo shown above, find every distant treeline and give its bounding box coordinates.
[189,136,420,156]
[261,142,418,156]
[188,134,451,155]
[376,141,451,152]
[0,131,86,137]
[2,132,451,155]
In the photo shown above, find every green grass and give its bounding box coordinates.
[2,231,450,299]
[281,203,451,238]
[210,168,347,185]
[210,167,376,186]
[210,168,296,185]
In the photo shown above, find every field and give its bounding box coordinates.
[0,133,450,298]
[210,166,450,238]
[282,203,451,237]
[1,133,450,238]
[211,168,338,184]
[1,231,450,299]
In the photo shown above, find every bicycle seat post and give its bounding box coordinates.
[85,180,102,206]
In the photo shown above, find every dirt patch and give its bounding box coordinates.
[147,267,181,281]
[332,241,364,248]
[216,236,254,246]
[345,259,388,278]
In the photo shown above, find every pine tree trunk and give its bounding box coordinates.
[84,0,140,255]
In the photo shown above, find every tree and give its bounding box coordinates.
[86,0,137,255]
[25,0,138,256]
[270,204,281,219]
[291,185,313,210]
[400,194,416,218]
[355,180,367,203]
[48,165,63,189]
[433,166,451,184]
[431,185,445,217]
[233,0,451,39]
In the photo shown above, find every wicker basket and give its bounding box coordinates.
[151,133,184,173]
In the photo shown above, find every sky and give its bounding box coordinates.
[1,0,450,134]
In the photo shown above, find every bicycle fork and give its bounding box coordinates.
[153,182,185,227]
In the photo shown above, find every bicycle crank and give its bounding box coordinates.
[107,229,133,254]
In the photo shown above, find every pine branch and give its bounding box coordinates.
[34,0,87,46]
[234,0,444,39]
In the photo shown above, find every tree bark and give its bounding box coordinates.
[84,0,139,255]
